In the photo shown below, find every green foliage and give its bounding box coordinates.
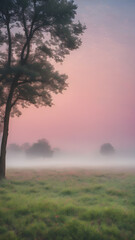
[0,170,135,239]
[0,0,85,126]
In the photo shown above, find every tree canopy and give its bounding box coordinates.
[100,143,115,156]
[26,139,53,158]
[0,0,85,129]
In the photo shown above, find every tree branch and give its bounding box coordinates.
[11,96,19,108]
[20,2,37,65]
[6,12,12,67]
[22,10,28,39]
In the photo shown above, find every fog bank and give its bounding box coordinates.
[7,152,135,171]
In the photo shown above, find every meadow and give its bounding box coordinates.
[0,168,135,240]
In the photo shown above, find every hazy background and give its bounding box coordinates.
[6,139,135,170]
[8,0,135,155]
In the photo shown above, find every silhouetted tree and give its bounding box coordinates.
[100,143,115,155]
[0,0,85,178]
[26,139,53,158]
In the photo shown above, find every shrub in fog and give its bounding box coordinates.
[26,139,53,158]
[100,143,115,155]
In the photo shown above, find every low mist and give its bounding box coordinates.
[6,139,135,171]
[7,151,135,171]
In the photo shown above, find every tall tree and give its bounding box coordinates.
[0,0,85,178]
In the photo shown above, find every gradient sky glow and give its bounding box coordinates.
[9,0,135,151]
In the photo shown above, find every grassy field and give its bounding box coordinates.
[0,168,135,240]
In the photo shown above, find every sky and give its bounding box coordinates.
[9,0,135,152]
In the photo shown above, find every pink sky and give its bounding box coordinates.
[9,1,135,151]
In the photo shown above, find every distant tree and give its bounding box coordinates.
[0,0,85,178]
[26,139,53,158]
[100,143,115,156]
[7,143,22,155]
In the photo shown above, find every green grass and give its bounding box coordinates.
[0,169,135,240]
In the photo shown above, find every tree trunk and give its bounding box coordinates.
[0,106,11,179]
[0,81,16,179]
